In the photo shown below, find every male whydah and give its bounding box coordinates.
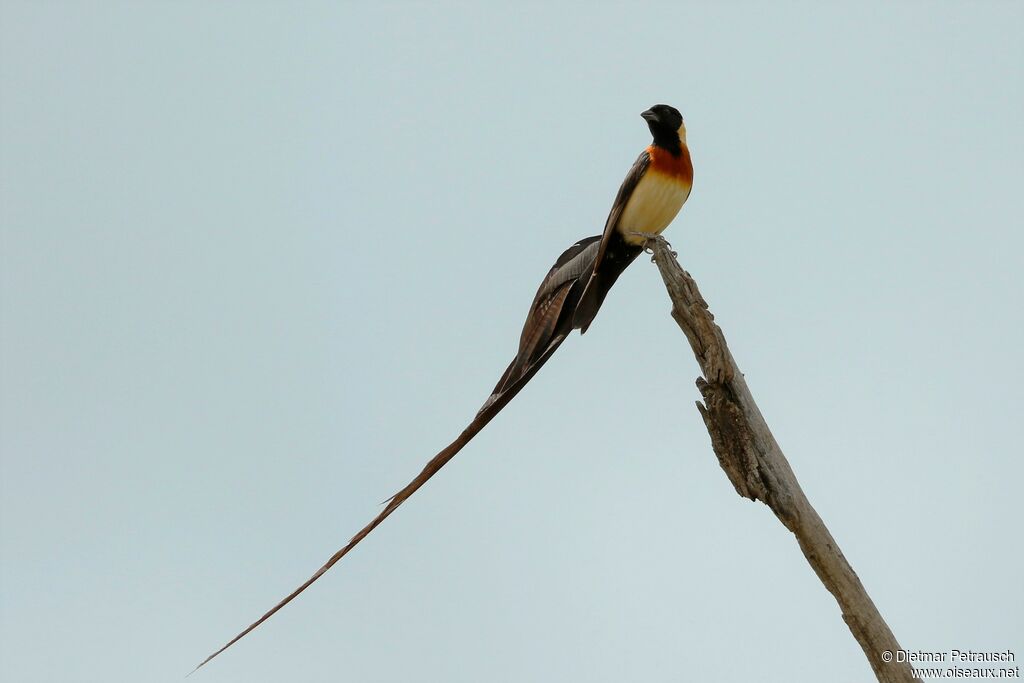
[195,104,693,670]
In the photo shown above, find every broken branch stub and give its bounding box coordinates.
[644,236,918,683]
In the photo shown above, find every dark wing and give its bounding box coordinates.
[572,150,650,332]
[193,235,602,673]
[592,150,650,270]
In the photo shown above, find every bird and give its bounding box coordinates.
[194,104,693,671]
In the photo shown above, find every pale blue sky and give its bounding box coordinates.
[2,2,1022,682]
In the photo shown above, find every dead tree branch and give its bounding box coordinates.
[645,236,918,683]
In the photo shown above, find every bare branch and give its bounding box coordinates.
[644,236,919,683]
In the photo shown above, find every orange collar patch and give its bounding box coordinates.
[647,144,693,183]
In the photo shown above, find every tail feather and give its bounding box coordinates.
[192,334,568,673]
[195,235,602,672]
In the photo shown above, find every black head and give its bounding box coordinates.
[641,104,685,153]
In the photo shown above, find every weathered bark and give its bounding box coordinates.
[644,236,918,683]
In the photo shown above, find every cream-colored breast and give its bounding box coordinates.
[618,171,691,245]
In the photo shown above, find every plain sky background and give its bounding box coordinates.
[2,2,1022,682]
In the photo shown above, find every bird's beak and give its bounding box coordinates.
[641,109,659,124]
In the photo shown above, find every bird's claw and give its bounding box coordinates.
[627,232,677,258]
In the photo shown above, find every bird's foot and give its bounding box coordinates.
[627,232,677,258]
